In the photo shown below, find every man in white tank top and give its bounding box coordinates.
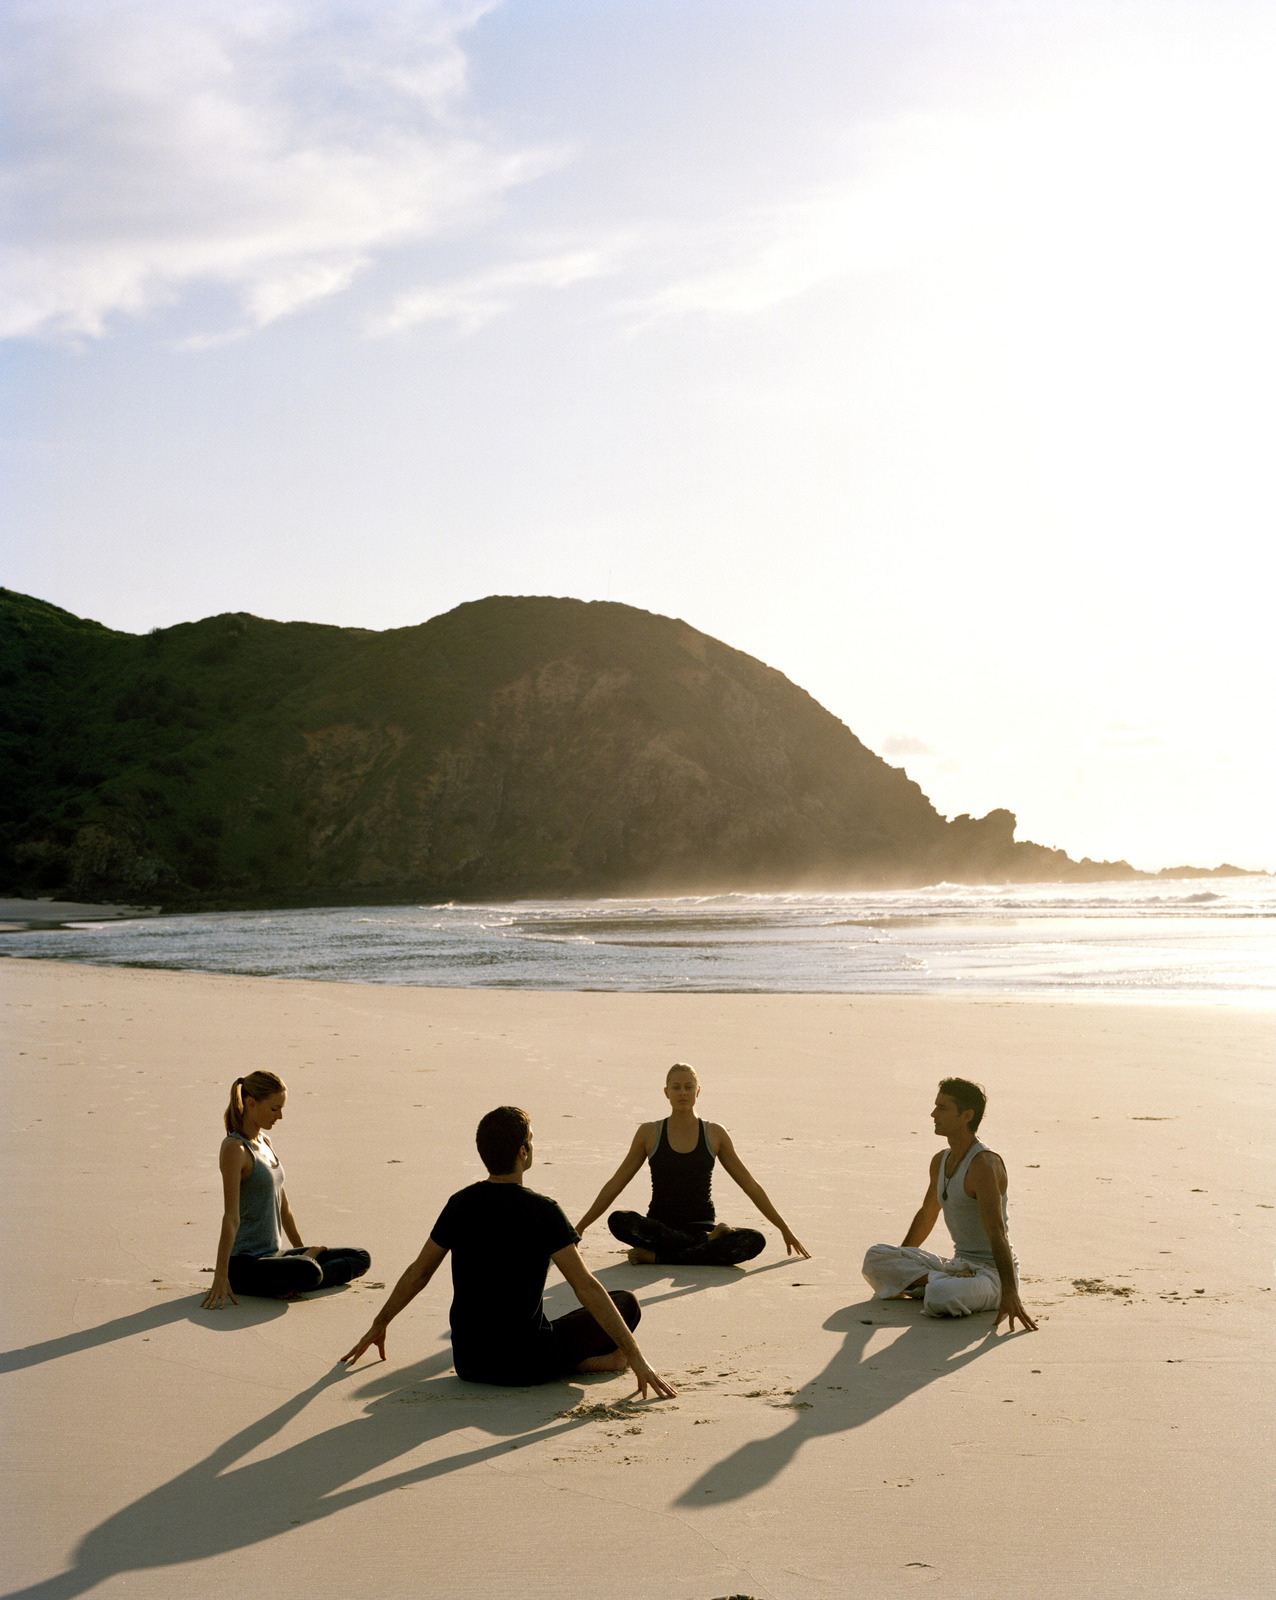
[862,1078,1036,1331]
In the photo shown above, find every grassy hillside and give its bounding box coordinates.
[2,588,1129,904]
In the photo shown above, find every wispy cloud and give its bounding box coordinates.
[0,0,552,342]
[624,55,1276,333]
[10,1,1272,361]
[369,238,630,335]
[880,735,936,758]
[623,114,977,327]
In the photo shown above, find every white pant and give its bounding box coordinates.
[862,1243,1003,1318]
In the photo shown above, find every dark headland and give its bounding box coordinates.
[0,588,1251,908]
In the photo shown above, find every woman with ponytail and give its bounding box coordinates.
[201,1071,370,1309]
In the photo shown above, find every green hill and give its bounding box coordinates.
[1,588,1135,904]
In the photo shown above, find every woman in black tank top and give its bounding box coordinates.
[647,1115,716,1228]
[575,1063,810,1267]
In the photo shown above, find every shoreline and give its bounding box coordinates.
[3,948,1272,1009]
[3,950,1273,1008]
[3,878,1273,1008]
[2,959,1272,1598]
[0,863,1267,924]
[0,897,162,932]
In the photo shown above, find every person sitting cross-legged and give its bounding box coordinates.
[862,1077,1036,1330]
[575,1062,809,1267]
[201,1071,370,1309]
[341,1106,677,1396]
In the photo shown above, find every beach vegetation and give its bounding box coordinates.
[1,587,1186,907]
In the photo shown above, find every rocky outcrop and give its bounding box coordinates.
[0,587,1181,905]
[15,824,178,899]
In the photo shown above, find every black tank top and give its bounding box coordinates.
[647,1118,715,1228]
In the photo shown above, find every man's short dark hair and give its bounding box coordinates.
[476,1106,532,1174]
[938,1077,987,1132]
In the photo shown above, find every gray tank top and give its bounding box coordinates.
[229,1133,284,1257]
[937,1139,1007,1269]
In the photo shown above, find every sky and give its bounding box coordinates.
[3,0,1273,872]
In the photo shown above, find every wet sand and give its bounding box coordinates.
[0,899,159,933]
[1,958,1272,1599]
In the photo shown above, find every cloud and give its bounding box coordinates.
[625,38,1276,334]
[880,734,936,758]
[0,0,551,342]
[369,238,630,335]
[623,114,978,327]
[10,0,1271,360]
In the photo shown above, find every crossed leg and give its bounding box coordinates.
[551,1289,642,1373]
[861,1243,1000,1317]
[608,1211,765,1266]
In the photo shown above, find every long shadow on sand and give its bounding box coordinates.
[548,1255,795,1317]
[0,1289,366,1374]
[2,1348,634,1600]
[4,1265,775,1596]
[677,1297,1010,1505]
[3,1257,753,1378]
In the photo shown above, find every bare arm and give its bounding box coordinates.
[280,1189,302,1248]
[552,1245,676,1399]
[202,1139,250,1310]
[900,1152,943,1248]
[340,1238,449,1365]
[714,1128,810,1258]
[575,1125,652,1234]
[278,1188,325,1258]
[970,1153,1036,1332]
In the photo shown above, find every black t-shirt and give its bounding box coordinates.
[429,1181,579,1383]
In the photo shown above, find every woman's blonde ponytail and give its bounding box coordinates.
[224,1072,284,1134]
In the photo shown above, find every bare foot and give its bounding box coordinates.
[626,1246,657,1264]
[578,1349,630,1373]
[706,1224,735,1241]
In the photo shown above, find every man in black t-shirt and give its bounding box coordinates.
[341,1106,677,1395]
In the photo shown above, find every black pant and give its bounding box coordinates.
[550,1288,641,1369]
[454,1286,645,1388]
[608,1210,765,1265]
[458,1290,641,1387]
[227,1246,370,1298]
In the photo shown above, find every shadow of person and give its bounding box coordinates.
[676,1297,1005,1506]
[2,1350,624,1600]
[0,1295,296,1375]
[537,1256,791,1334]
[564,1256,795,1316]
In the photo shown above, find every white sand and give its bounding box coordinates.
[1,958,1272,1599]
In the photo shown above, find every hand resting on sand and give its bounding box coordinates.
[996,1289,1037,1332]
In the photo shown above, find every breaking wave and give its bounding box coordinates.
[3,875,1273,1000]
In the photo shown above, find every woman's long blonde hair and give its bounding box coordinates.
[224,1071,286,1134]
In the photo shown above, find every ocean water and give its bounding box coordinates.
[4,876,1275,1001]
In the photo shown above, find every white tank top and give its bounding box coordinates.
[936,1139,1007,1269]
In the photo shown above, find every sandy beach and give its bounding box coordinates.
[1,957,1272,1600]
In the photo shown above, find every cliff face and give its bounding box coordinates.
[2,588,1137,903]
